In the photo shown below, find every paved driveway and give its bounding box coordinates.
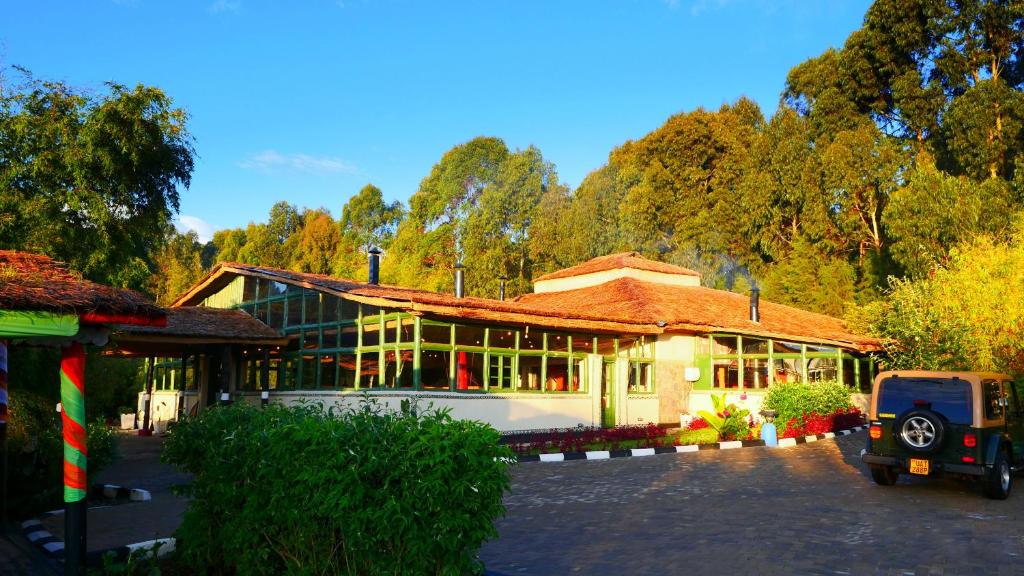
[480,433,1024,575]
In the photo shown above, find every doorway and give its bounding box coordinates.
[601,360,616,428]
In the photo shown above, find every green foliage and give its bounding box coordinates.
[761,236,858,316]
[149,230,205,305]
[0,67,194,290]
[162,401,512,576]
[762,381,855,429]
[6,390,118,518]
[696,394,750,441]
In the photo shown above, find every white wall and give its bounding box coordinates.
[533,267,700,293]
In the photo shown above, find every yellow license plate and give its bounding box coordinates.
[909,459,930,475]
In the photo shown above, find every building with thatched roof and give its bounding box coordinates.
[123,251,879,431]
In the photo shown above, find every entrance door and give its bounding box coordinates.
[601,360,616,428]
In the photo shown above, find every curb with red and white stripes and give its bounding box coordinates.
[514,425,869,463]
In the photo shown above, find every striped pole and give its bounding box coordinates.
[0,340,8,522]
[61,342,87,575]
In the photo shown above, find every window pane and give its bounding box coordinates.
[984,380,1005,420]
[628,362,653,393]
[572,357,587,392]
[712,336,738,355]
[546,356,569,391]
[397,317,415,343]
[280,356,297,389]
[489,328,517,351]
[520,330,543,352]
[455,352,485,390]
[878,377,972,425]
[420,350,451,390]
[384,318,400,344]
[269,281,288,297]
[518,355,543,390]
[571,334,594,354]
[806,357,837,382]
[362,321,381,347]
[255,301,269,325]
[338,354,357,388]
[385,350,414,389]
[806,344,838,354]
[773,341,803,354]
[420,323,451,346]
[319,354,337,390]
[338,324,359,349]
[713,358,740,388]
[361,304,380,319]
[243,277,258,302]
[286,295,303,327]
[489,354,514,390]
[772,358,801,384]
[455,325,486,348]
[842,358,857,388]
[742,338,768,355]
[267,358,280,390]
[303,291,320,325]
[547,332,570,353]
[303,329,319,350]
[857,359,873,393]
[257,278,270,300]
[268,300,285,330]
[301,354,317,389]
[743,358,769,389]
[322,295,340,323]
[618,336,638,357]
[360,354,381,388]
[340,298,359,322]
[322,325,338,349]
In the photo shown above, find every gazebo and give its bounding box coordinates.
[0,250,165,575]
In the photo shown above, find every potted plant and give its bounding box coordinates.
[119,407,136,430]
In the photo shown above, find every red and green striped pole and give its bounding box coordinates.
[61,342,87,574]
[1,340,8,522]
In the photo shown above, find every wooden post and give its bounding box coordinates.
[220,347,232,405]
[141,357,154,433]
[61,342,87,575]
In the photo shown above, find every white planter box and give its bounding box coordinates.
[120,413,136,430]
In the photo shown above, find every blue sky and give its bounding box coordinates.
[4,0,871,242]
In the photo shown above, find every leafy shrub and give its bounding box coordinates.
[697,393,750,441]
[163,400,512,576]
[763,381,853,427]
[779,407,866,438]
[505,423,668,454]
[6,391,118,517]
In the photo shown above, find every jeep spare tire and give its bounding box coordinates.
[896,409,945,454]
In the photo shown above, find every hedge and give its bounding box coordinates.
[762,381,854,431]
[163,400,512,575]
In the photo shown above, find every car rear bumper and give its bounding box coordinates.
[862,453,986,476]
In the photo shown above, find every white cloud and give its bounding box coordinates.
[175,215,216,243]
[239,150,358,175]
[208,0,241,14]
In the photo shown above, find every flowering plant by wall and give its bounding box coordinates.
[697,393,751,441]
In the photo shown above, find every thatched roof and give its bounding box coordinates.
[175,261,879,351]
[107,307,287,357]
[0,250,163,321]
[534,252,700,281]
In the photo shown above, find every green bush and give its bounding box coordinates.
[762,381,854,429]
[163,400,512,576]
[6,391,119,518]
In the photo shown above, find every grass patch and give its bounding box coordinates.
[676,428,719,445]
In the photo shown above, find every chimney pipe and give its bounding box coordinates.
[498,275,507,301]
[750,287,760,323]
[454,263,465,298]
[368,248,381,285]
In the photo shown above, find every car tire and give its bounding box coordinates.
[984,449,1012,500]
[870,464,898,486]
[896,409,945,454]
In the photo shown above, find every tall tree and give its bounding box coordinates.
[149,230,205,305]
[0,68,194,289]
[291,209,341,275]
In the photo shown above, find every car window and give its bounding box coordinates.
[983,380,1004,420]
[1005,381,1021,420]
[877,377,973,424]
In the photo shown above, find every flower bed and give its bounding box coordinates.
[779,407,866,438]
[506,424,672,455]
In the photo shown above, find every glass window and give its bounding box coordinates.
[773,341,803,354]
[489,328,517,351]
[361,304,381,319]
[303,291,320,325]
[340,298,359,322]
[806,357,837,382]
[618,336,638,357]
[322,295,341,324]
[257,278,270,300]
[628,361,653,393]
[420,350,451,390]
[319,354,337,389]
[286,295,303,327]
[455,352,485,390]
[517,355,543,390]
[384,318,401,344]
[384,350,414,389]
[280,356,297,389]
[984,380,1005,420]
[266,358,280,390]
[546,356,570,391]
[842,358,858,388]
[397,317,415,343]
[773,358,802,384]
[712,336,738,355]
[742,338,768,355]
[243,277,258,302]
[857,359,873,393]
[338,354,357,388]
[420,323,452,346]
[547,332,571,353]
[303,329,319,350]
[255,301,269,325]
[572,357,587,392]
[301,354,317,389]
[520,329,543,352]
[454,324,486,348]
[743,358,769,389]
[322,325,338,349]
[488,354,515,390]
[877,377,972,424]
[806,344,838,354]
[571,334,594,354]
[269,281,288,297]
[362,321,381,347]
[268,300,285,330]
[713,358,740,388]
[338,324,359,349]
[360,354,381,388]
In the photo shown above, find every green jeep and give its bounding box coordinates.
[862,370,1023,499]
